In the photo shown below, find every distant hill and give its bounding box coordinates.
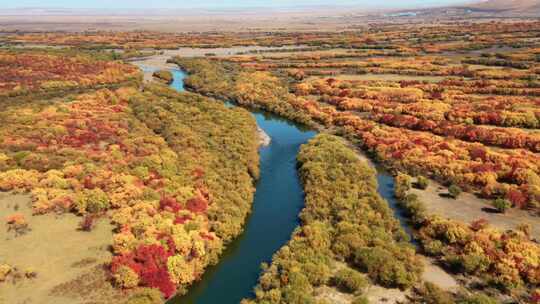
[467,0,540,13]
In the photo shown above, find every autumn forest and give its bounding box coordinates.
[0,7,539,304]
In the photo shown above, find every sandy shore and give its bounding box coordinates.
[258,126,271,147]
[129,56,177,82]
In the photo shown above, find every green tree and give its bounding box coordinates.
[415,176,429,190]
[333,268,368,294]
[395,173,413,199]
[448,185,462,199]
[492,198,511,214]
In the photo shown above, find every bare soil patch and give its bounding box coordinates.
[420,256,459,291]
[363,285,409,303]
[314,285,354,304]
[410,181,540,240]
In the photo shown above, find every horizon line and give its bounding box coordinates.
[1,1,478,11]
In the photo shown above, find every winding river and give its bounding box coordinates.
[138,67,408,304]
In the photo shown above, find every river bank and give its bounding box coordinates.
[257,126,271,146]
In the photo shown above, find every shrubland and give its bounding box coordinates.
[0,75,259,299]
[6,21,540,52]
[166,22,540,302]
[395,173,540,303]
[0,49,141,99]
[173,41,540,214]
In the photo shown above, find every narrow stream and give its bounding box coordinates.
[137,66,410,304]
[376,172,415,239]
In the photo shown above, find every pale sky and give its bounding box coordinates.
[0,0,473,9]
